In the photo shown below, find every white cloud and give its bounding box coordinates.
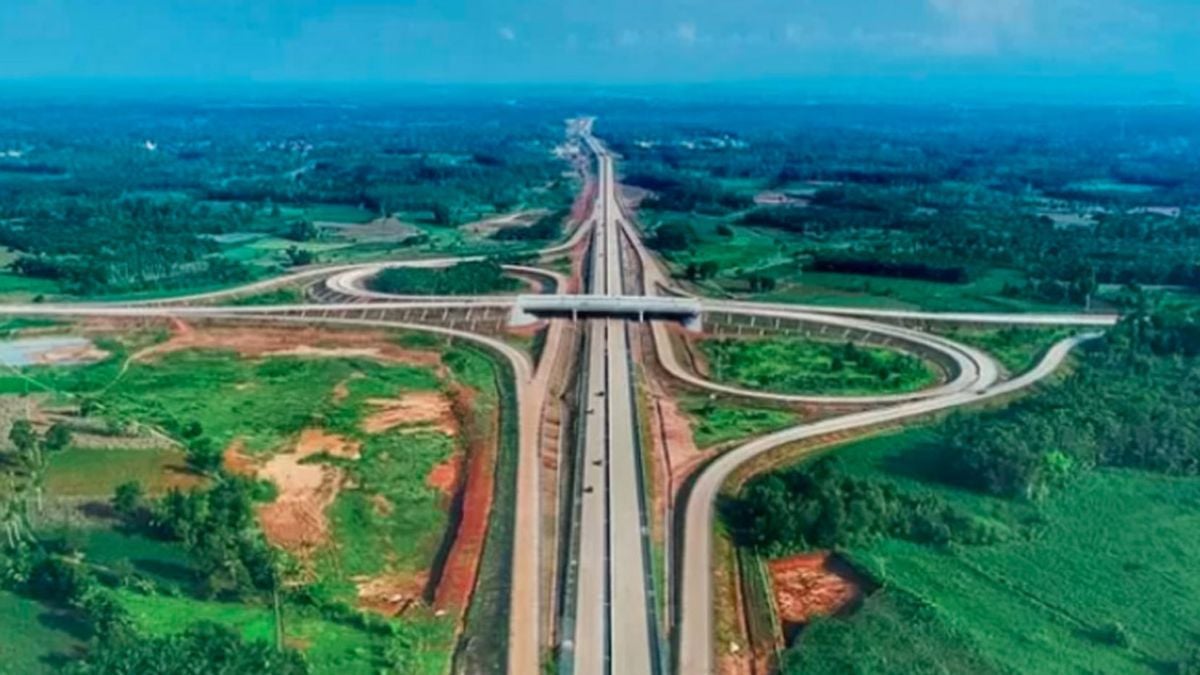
[924,0,1031,55]
[497,25,516,42]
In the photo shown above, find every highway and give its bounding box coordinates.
[674,331,1100,674]
[0,117,1124,675]
[569,131,659,675]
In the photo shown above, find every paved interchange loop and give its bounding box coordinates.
[0,119,1122,675]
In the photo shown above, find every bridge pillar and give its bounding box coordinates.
[508,305,539,327]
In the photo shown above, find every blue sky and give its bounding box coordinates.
[1,0,1197,97]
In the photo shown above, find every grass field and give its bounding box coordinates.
[760,268,1074,314]
[776,427,1200,674]
[700,336,938,396]
[117,590,455,674]
[318,429,455,597]
[102,351,440,453]
[682,397,799,448]
[45,446,196,496]
[0,590,85,674]
[929,325,1075,374]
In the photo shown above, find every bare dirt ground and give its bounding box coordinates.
[135,323,445,371]
[753,191,810,207]
[426,453,462,497]
[255,428,360,556]
[319,216,422,243]
[222,438,257,477]
[34,342,109,366]
[767,551,870,632]
[460,209,548,238]
[433,385,495,612]
[355,570,430,617]
[361,391,457,435]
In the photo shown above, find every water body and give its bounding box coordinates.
[0,336,101,367]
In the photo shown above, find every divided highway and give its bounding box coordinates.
[568,131,660,675]
[0,117,1123,675]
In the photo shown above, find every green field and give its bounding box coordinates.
[683,398,799,448]
[45,446,195,496]
[117,591,454,674]
[778,427,1200,674]
[761,268,1075,314]
[0,338,491,673]
[100,350,440,453]
[700,336,939,396]
[0,590,85,673]
[930,325,1076,374]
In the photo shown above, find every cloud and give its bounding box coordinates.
[923,0,1031,55]
[497,25,516,42]
[675,21,697,45]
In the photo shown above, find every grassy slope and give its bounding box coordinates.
[682,398,799,448]
[782,427,1200,674]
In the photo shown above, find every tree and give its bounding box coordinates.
[8,419,36,455]
[185,437,222,475]
[78,397,100,418]
[0,477,33,548]
[430,202,454,226]
[44,422,72,452]
[286,220,318,242]
[112,481,145,523]
[284,246,315,267]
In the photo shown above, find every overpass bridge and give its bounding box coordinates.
[510,293,702,329]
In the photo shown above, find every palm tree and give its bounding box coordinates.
[0,475,33,548]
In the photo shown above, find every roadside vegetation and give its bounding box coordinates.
[722,305,1200,673]
[700,337,938,396]
[370,259,520,296]
[682,397,799,448]
[929,325,1075,374]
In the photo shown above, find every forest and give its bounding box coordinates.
[0,98,575,296]
[606,103,1200,311]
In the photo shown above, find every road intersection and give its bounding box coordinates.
[0,119,1122,674]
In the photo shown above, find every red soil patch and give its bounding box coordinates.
[255,428,360,557]
[432,385,494,613]
[361,391,457,435]
[767,552,870,632]
[426,454,462,498]
[295,427,361,460]
[135,324,444,371]
[222,439,258,477]
[569,166,597,225]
